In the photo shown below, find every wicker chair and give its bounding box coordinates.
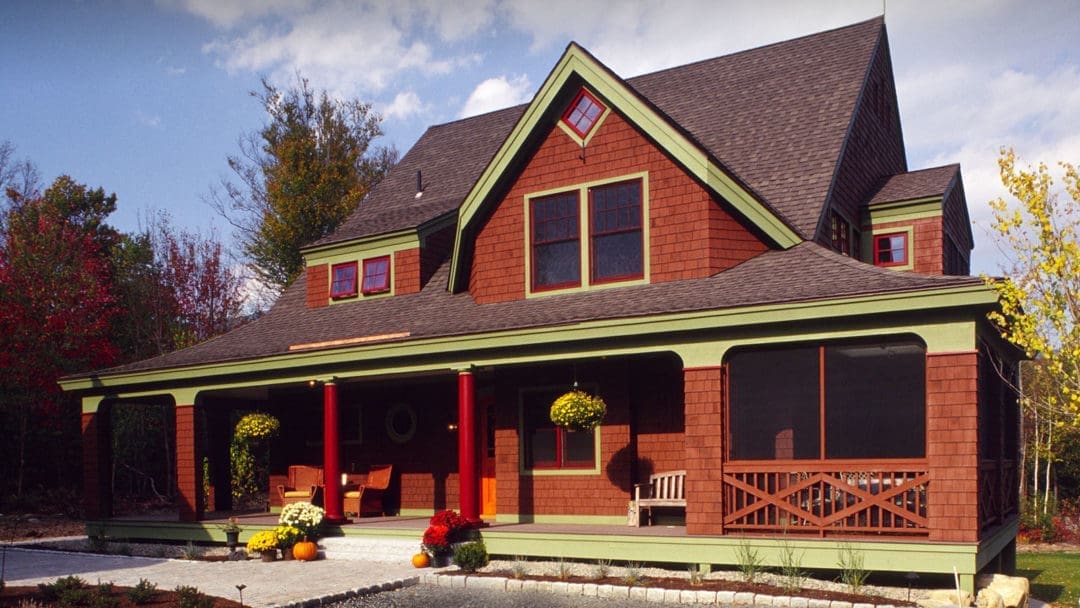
[343,464,392,516]
[277,465,324,507]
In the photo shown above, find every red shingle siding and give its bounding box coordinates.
[821,31,907,248]
[306,263,329,308]
[82,411,111,520]
[683,367,724,535]
[633,361,685,475]
[874,216,943,274]
[469,112,767,304]
[421,224,455,288]
[927,352,980,542]
[175,404,203,522]
[394,247,421,295]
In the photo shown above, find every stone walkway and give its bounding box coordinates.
[2,547,419,607]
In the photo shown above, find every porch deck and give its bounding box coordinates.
[86,511,1017,593]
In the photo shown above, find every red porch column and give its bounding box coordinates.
[683,366,725,535]
[323,379,348,523]
[176,403,204,522]
[81,406,112,520]
[458,369,481,524]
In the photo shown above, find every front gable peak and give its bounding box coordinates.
[448,42,802,293]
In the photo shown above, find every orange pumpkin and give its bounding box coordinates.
[411,552,430,568]
[292,540,318,561]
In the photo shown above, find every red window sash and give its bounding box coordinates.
[530,193,581,291]
[330,262,358,299]
[561,89,605,138]
[873,233,908,267]
[361,256,391,294]
[588,180,644,284]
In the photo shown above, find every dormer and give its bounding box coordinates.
[302,214,455,308]
[861,165,973,275]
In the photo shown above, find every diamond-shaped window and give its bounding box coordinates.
[562,89,605,138]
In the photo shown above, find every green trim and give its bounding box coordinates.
[302,228,419,260]
[524,172,651,298]
[397,508,436,518]
[82,396,107,414]
[555,86,611,147]
[977,517,1020,572]
[61,284,996,396]
[867,198,943,225]
[449,44,800,292]
[494,514,625,525]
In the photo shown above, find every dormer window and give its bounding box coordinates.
[874,233,908,267]
[361,256,391,294]
[829,210,851,256]
[562,89,605,138]
[330,262,358,299]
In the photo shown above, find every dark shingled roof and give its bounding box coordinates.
[97,242,981,376]
[314,18,885,248]
[869,164,959,206]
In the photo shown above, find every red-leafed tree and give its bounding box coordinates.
[0,176,121,496]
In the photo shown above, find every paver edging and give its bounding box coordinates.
[421,573,910,607]
[275,576,418,608]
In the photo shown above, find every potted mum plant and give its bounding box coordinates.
[220,517,242,551]
[274,525,302,560]
[279,501,325,539]
[550,389,606,431]
[246,530,279,562]
[421,509,466,567]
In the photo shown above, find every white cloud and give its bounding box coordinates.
[136,111,162,128]
[459,74,532,118]
[382,91,427,121]
[161,0,316,29]
[165,65,187,76]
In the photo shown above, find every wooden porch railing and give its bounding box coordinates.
[722,461,929,537]
[979,459,1019,531]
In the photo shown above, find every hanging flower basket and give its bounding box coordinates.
[550,390,606,431]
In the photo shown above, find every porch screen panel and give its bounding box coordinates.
[824,342,925,459]
[728,346,820,460]
[522,391,558,468]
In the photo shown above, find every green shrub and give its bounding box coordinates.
[734,536,764,583]
[37,576,86,602]
[452,540,489,573]
[174,585,215,608]
[126,579,157,605]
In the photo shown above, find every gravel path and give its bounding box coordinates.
[335,585,659,608]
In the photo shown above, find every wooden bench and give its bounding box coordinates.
[631,470,686,526]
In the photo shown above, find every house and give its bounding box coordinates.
[62,18,1020,589]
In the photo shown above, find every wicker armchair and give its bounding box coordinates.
[277,465,324,507]
[343,464,392,516]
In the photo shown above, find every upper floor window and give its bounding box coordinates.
[562,89,605,138]
[531,192,581,290]
[530,178,645,292]
[830,211,851,255]
[361,256,391,294]
[522,388,597,470]
[590,180,643,283]
[330,262,358,299]
[874,233,908,267]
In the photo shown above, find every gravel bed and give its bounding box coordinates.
[335,585,658,608]
[21,537,237,560]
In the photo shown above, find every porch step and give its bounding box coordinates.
[319,535,419,562]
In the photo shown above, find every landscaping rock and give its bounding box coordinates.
[917,588,974,608]
[975,574,1029,608]
[975,587,1005,608]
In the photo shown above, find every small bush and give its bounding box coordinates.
[510,556,528,579]
[593,559,612,580]
[837,543,870,593]
[175,585,215,608]
[555,557,571,581]
[37,576,86,602]
[180,542,203,560]
[778,537,806,594]
[734,536,764,583]
[622,562,646,587]
[687,564,705,586]
[452,541,489,573]
[126,579,157,605]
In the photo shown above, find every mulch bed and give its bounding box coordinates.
[0,585,244,608]
[442,571,917,606]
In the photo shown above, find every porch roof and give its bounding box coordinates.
[74,241,984,379]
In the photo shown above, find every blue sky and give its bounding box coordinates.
[2,0,1078,277]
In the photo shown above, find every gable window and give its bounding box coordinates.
[727,339,925,461]
[361,256,391,294]
[874,233,908,267]
[330,262,358,299]
[590,180,643,283]
[522,388,596,470]
[830,211,851,255]
[562,89,605,138]
[531,192,581,290]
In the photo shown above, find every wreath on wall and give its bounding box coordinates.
[549,389,606,432]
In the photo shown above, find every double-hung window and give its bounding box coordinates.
[521,388,596,470]
[529,178,644,292]
[874,233,908,267]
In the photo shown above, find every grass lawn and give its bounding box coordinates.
[1016,551,1080,607]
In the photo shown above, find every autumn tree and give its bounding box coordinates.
[0,176,120,496]
[210,74,397,294]
[984,148,1080,509]
[0,140,41,216]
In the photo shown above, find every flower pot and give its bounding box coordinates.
[260,549,277,562]
[281,547,295,560]
[430,552,451,568]
[225,531,240,550]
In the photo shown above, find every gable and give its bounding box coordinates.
[449,42,801,293]
[468,107,769,304]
